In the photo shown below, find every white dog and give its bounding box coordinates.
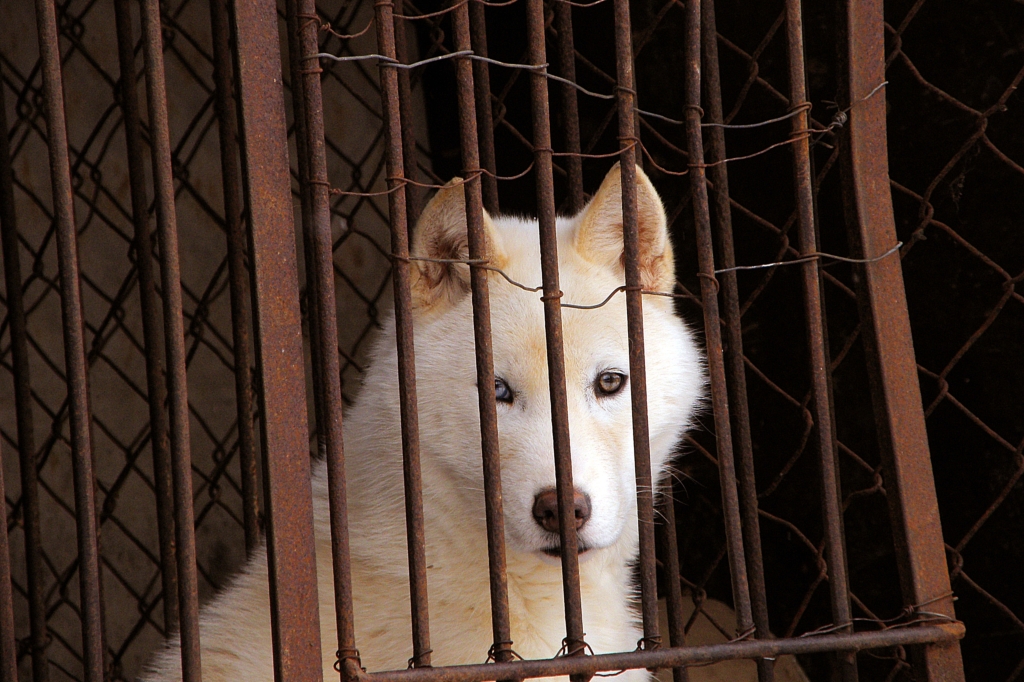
[144,164,705,681]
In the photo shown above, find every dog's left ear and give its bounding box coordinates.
[573,163,674,291]
[410,178,504,310]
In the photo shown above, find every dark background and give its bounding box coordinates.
[415,1,1024,679]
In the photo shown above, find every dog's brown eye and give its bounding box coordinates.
[495,377,514,404]
[595,371,626,397]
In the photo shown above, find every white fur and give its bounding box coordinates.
[143,166,705,682]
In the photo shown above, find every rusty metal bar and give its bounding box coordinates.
[679,0,754,637]
[138,0,205,675]
[291,1,360,678]
[112,0,180,635]
[658,488,690,682]
[373,0,432,666]
[364,623,964,682]
[699,1,774,679]
[32,0,105,677]
[0,61,51,682]
[451,3,514,666]
[468,2,499,213]
[524,0,587,666]
[210,0,261,558]
[552,0,584,213]
[837,1,966,679]
[783,2,857,679]
[232,0,324,679]
[0,442,17,682]
[611,0,660,650]
[394,3,422,228]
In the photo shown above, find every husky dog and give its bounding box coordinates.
[144,164,705,681]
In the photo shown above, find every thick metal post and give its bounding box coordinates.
[524,0,587,670]
[784,2,857,679]
[33,0,105,677]
[837,1,966,679]
[232,0,324,679]
[373,0,432,666]
[0,62,50,682]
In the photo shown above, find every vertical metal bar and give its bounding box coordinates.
[0,63,51,682]
[112,0,180,635]
[32,0,105,678]
[291,3,360,679]
[524,0,587,668]
[837,1,965,679]
[372,2,432,666]
[210,0,261,557]
[679,0,755,637]
[451,3,514,666]
[283,0,325,471]
[552,0,584,213]
[700,1,774,679]
[658,489,690,682]
[783,3,857,679]
[232,0,324,679]
[611,0,660,651]
[0,441,18,682]
[468,3,499,213]
[394,2,422,228]
[138,0,205,676]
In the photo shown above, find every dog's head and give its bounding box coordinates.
[405,164,704,564]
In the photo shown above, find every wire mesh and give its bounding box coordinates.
[0,0,1018,680]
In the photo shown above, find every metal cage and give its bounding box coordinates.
[7,0,1024,680]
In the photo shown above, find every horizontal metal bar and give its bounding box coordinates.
[364,624,964,682]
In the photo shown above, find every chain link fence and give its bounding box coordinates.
[1,0,1020,680]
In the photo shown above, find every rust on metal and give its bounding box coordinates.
[209,0,261,558]
[524,0,587,668]
[837,1,966,679]
[0,442,18,682]
[657,490,690,682]
[611,0,660,651]
[679,0,755,638]
[373,0,432,666]
[139,0,206,675]
[394,1,423,228]
[233,0,325,678]
[553,0,584,213]
[0,60,51,682]
[112,0,180,636]
[364,623,965,682]
[33,0,106,678]
[784,1,857,679]
[452,2,514,666]
[468,0,499,212]
[699,1,775,680]
[290,0,361,678]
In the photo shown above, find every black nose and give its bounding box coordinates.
[532,488,591,533]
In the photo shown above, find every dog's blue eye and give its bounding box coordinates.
[595,371,627,397]
[495,377,514,404]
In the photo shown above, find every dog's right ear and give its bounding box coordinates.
[410,178,504,311]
